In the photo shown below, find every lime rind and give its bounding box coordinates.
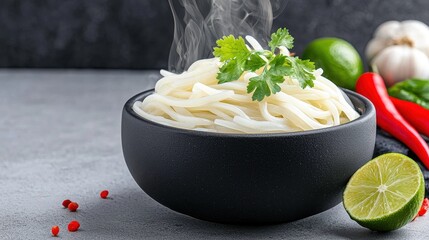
[302,37,363,90]
[343,153,425,232]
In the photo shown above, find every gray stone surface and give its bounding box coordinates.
[0,70,428,239]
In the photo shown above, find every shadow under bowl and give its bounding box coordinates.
[121,89,376,224]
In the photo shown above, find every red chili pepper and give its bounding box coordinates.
[62,199,72,208]
[390,97,429,138]
[68,202,79,212]
[100,190,109,199]
[418,198,429,216]
[356,72,429,169]
[51,225,60,237]
[68,220,80,232]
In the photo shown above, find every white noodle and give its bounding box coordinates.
[133,38,360,134]
[245,36,264,51]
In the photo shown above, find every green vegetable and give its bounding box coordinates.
[302,37,363,90]
[343,153,425,232]
[268,28,294,51]
[388,79,429,109]
[213,28,315,101]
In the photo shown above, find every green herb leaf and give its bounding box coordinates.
[245,54,266,71]
[286,57,316,88]
[217,59,245,83]
[213,35,252,83]
[269,28,294,52]
[267,55,290,76]
[213,35,250,62]
[247,77,269,102]
[247,68,285,101]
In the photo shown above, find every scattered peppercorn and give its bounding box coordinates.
[68,202,79,212]
[68,220,80,232]
[100,190,109,199]
[418,198,429,217]
[62,199,72,208]
[51,225,60,236]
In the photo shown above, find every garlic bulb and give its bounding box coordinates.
[366,20,429,86]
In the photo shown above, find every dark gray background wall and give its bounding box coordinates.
[1,0,428,69]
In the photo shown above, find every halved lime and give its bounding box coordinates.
[343,153,425,232]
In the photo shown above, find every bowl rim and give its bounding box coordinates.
[124,88,375,138]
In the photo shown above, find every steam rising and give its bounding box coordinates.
[168,0,287,73]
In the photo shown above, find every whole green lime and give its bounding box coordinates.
[302,38,363,90]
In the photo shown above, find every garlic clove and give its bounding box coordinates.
[366,21,402,61]
[374,21,401,40]
[401,20,429,34]
[400,21,429,51]
[423,46,429,57]
[365,39,386,61]
[408,48,429,79]
[373,46,429,87]
[373,46,403,86]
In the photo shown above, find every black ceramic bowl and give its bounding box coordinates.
[122,89,376,224]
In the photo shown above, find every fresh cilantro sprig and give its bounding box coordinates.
[213,28,316,101]
[269,28,294,51]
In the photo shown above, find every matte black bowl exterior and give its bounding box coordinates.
[122,89,376,224]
